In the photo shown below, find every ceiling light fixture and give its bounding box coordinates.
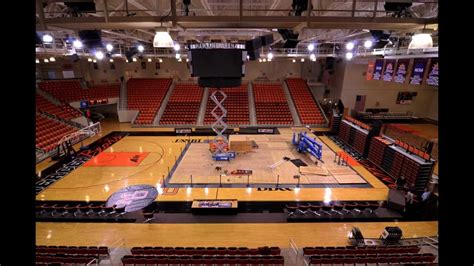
[73,39,83,49]
[308,43,315,51]
[132,57,137,62]
[35,59,40,64]
[49,57,56,62]
[159,58,163,63]
[173,43,180,51]
[345,52,353,60]
[44,58,49,63]
[137,45,144,53]
[95,51,104,60]
[300,58,305,62]
[153,27,174,48]
[42,34,53,43]
[109,59,114,63]
[364,40,373,48]
[87,58,92,62]
[346,42,354,50]
[106,43,113,52]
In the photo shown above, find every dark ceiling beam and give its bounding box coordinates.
[38,16,437,31]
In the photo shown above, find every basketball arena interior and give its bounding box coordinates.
[33,0,441,265]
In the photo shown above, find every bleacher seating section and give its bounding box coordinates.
[204,86,250,125]
[303,245,436,265]
[286,78,326,125]
[160,83,203,125]
[131,246,280,256]
[38,80,119,102]
[253,83,293,125]
[36,245,109,265]
[36,93,82,120]
[36,114,79,152]
[127,78,172,125]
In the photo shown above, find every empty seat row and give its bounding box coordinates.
[38,80,119,102]
[131,246,280,256]
[308,253,436,265]
[122,255,284,266]
[36,203,127,218]
[160,83,203,125]
[36,255,97,265]
[36,113,79,152]
[303,245,421,255]
[286,78,325,125]
[204,86,250,125]
[128,78,172,125]
[253,83,293,125]
[36,245,109,256]
[36,93,82,120]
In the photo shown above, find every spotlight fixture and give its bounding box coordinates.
[159,58,163,63]
[95,51,104,60]
[148,58,152,62]
[36,59,40,64]
[44,58,49,63]
[109,59,114,63]
[346,42,354,50]
[345,52,353,60]
[364,40,373,48]
[49,57,56,62]
[308,43,315,51]
[173,43,180,51]
[137,45,144,53]
[106,43,113,52]
[300,58,305,62]
[73,39,83,49]
[132,57,137,62]
[267,52,273,60]
[42,34,53,43]
[408,33,433,49]
[153,28,174,48]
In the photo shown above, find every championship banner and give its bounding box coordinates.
[409,58,428,85]
[393,59,410,83]
[382,59,396,81]
[373,59,384,80]
[366,61,375,80]
[426,58,439,86]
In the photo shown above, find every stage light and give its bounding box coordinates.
[308,43,315,51]
[42,34,53,43]
[147,58,152,62]
[159,58,163,63]
[364,40,373,48]
[109,59,114,63]
[49,57,56,62]
[346,42,354,50]
[106,43,113,52]
[87,58,92,62]
[132,57,137,62]
[267,52,273,60]
[408,33,433,49]
[137,45,144,53]
[173,43,180,51]
[35,59,40,64]
[153,28,174,48]
[345,52,353,60]
[300,58,305,62]
[73,39,83,49]
[44,58,49,63]
[95,51,104,60]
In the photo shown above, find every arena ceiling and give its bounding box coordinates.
[36,0,438,55]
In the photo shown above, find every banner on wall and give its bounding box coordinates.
[409,58,428,85]
[393,59,409,83]
[382,59,396,81]
[373,59,384,80]
[366,61,375,80]
[426,58,439,86]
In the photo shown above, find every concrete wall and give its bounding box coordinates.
[339,59,438,120]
